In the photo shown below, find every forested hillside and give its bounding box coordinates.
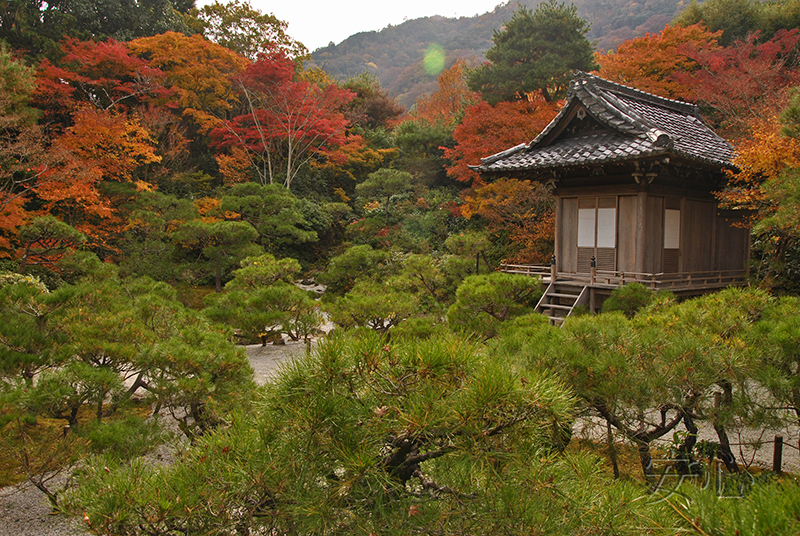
[307,0,689,107]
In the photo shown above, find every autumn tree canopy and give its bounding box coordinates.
[210,51,354,189]
[443,97,560,185]
[595,23,722,100]
[194,0,307,60]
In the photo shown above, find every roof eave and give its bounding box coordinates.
[475,148,735,176]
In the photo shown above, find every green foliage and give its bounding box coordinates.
[221,182,318,253]
[205,281,320,342]
[355,168,414,225]
[0,0,194,58]
[393,119,454,186]
[82,413,170,459]
[324,279,419,333]
[118,191,197,282]
[341,70,405,130]
[1,269,255,446]
[748,295,800,421]
[389,315,448,340]
[203,253,315,342]
[502,286,777,478]
[0,40,38,123]
[444,228,491,257]
[600,282,662,317]
[224,253,301,289]
[173,219,262,291]
[679,478,800,535]
[674,0,800,46]
[18,215,86,274]
[468,1,597,103]
[31,361,123,426]
[317,244,390,296]
[447,272,543,338]
[0,275,74,387]
[392,252,470,311]
[194,0,306,60]
[781,86,800,139]
[62,330,678,535]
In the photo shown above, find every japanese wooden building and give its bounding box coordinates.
[473,72,749,322]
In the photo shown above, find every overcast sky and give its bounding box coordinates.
[245,1,506,52]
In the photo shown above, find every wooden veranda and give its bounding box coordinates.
[501,261,747,325]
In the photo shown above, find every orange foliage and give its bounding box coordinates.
[674,29,800,137]
[0,196,28,254]
[33,38,168,129]
[312,134,396,182]
[35,108,160,246]
[443,97,560,185]
[413,60,480,126]
[216,146,252,185]
[462,178,555,263]
[128,32,250,132]
[595,24,721,100]
[194,197,238,222]
[720,108,800,211]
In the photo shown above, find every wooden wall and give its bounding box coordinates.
[555,192,749,275]
[559,198,578,272]
[645,196,664,273]
[682,199,715,272]
[617,196,637,272]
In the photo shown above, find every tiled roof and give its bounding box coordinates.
[475,72,734,174]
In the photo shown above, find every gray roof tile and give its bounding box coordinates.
[476,72,734,174]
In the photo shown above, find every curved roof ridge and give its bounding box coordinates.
[480,142,528,165]
[574,71,700,117]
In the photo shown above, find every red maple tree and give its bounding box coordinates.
[33,38,169,130]
[210,51,354,189]
[443,96,560,185]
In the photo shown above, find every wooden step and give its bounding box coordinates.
[536,283,590,327]
[546,292,582,299]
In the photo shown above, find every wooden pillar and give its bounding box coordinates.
[554,196,563,272]
[679,197,687,273]
[636,191,647,274]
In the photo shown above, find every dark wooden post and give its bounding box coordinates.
[773,435,783,473]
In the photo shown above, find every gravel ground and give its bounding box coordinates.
[0,480,86,536]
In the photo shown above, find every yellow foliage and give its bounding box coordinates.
[215,146,252,185]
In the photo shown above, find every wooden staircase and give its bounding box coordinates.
[535,283,589,326]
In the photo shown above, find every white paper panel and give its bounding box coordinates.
[578,208,596,247]
[664,209,681,249]
[597,208,616,248]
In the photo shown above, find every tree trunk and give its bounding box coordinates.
[675,413,699,474]
[713,386,740,473]
[607,420,619,479]
[637,440,654,481]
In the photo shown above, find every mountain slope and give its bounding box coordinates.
[306,0,690,108]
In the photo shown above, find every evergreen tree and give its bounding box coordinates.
[468,0,597,103]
